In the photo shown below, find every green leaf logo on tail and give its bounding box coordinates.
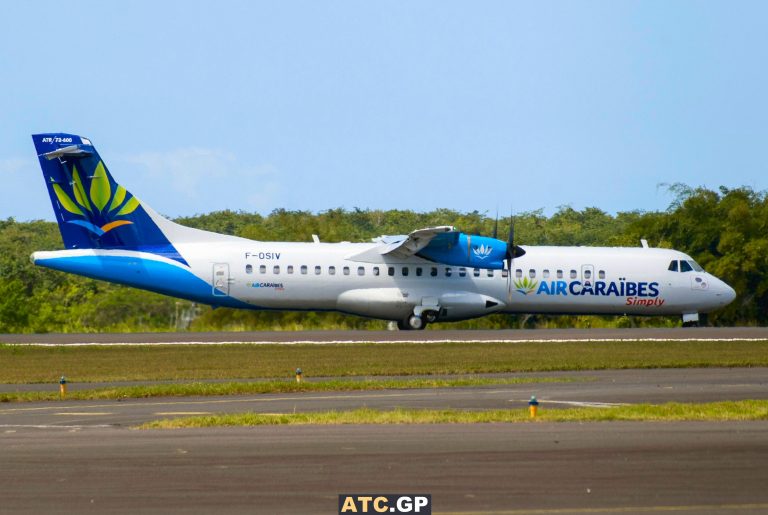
[51,161,140,237]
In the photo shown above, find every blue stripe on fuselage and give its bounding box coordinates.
[34,254,252,309]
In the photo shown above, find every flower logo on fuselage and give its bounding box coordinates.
[473,244,493,260]
[51,161,139,236]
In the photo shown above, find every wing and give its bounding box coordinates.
[348,226,458,263]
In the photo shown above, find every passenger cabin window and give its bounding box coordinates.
[543,269,550,279]
[416,267,423,277]
[473,268,480,277]
[373,267,380,276]
[287,265,294,274]
[668,260,678,272]
[328,266,336,275]
[501,269,509,278]
[445,267,452,277]
[300,265,308,275]
[343,266,350,275]
[388,267,395,277]
[402,267,409,276]
[598,270,605,279]
[459,268,467,277]
[557,270,563,279]
[487,269,494,277]
[314,265,321,275]
[246,264,253,274]
[570,269,577,279]
[357,266,365,276]
[680,260,693,272]
[430,267,438,277]
[515,269,523,278]
[584,270,591,279]
[528,269,536,278]
[273,265,280,274]
[259,265,266,274]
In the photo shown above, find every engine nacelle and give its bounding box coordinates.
[438,291,505,320]
[417,234,508,269]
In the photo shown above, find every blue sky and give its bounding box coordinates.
[1,1,766,221]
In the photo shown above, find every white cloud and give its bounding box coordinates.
[0,157,55,220]
[114,148,281,214]
[0,157,30,175]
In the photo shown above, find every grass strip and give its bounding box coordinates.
[140,400,768,429]
[2,340,768,383]
[0,376,581,403]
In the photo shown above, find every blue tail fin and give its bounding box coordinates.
[32,133,186,263]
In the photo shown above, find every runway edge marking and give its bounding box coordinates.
[4,337,768,346]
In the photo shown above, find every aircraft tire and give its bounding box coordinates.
[397,315,425,330]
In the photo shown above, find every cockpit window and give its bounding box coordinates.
[668,260,678,272]
[688,260,704,272]
[679,260,693,272]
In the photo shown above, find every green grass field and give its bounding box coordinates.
[141,400,768,428]
[2,340,767,383]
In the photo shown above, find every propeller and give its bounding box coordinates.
[492,211,499,240]
[504,212,526,302]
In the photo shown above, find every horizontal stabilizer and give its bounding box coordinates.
[41,145,93,160]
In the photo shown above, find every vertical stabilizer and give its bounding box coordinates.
[32,133,188,263]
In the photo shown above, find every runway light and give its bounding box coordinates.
[295,368,303,384]
[529,395,539,419]
[59,376,67,399]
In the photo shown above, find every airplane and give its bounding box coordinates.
[30,133,736,330]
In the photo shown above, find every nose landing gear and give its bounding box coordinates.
[682,312,700,327]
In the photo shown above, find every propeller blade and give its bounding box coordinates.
[506,212,515,270]
[506,212,514,302]
[492,211,499,240]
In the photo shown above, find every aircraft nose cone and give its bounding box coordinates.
[713,276,736,306]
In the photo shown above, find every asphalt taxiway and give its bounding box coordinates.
[1,367,767,427]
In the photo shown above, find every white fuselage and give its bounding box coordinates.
[179,240,736,321]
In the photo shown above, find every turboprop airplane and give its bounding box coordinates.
[30,133,736,329]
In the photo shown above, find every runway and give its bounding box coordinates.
[2,367,768,513]
[2,326,768,345]
[2,423,767,514]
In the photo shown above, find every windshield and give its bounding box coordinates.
[670,259,705,273]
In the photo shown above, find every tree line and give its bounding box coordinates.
[0,185,764,333]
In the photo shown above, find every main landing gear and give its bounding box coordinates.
[396,310,439,330]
